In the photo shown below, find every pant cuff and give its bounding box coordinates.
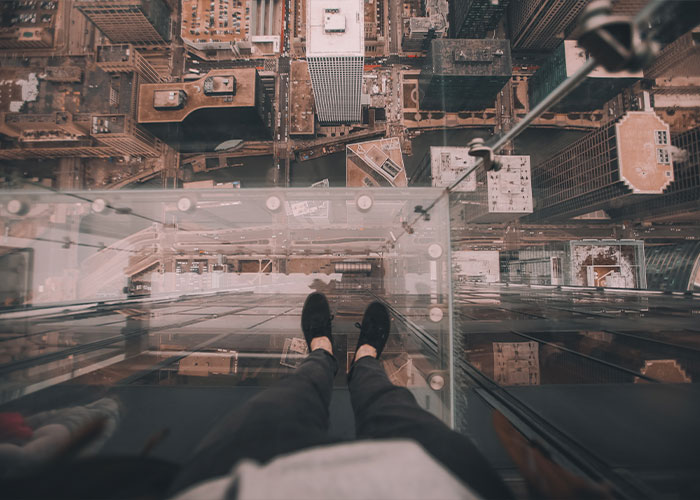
[347,355,376,383]
[310,347,339,376]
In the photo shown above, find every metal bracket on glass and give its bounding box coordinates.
[575,0,655,72]
[413,205,431,221]
[467,138,500,172]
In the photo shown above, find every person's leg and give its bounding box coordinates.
[171,349,338,493]
[170,293,338,494]
[348,302,513,500]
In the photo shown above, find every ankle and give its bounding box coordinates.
[310,336,333,355]
[354,344,377,362]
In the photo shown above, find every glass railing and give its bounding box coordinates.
[0,188,453,423]
[1,185,699,497]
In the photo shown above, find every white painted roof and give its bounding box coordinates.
[306,0,363,56]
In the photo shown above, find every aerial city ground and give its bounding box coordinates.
[0,0,700,498]
[0,0,698,296]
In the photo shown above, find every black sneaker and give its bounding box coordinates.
[354,301,391,359]
[301,292,333,350]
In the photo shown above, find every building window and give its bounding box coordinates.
[657,148,671,164]
[655,130,669,145]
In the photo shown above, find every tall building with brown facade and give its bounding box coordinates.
[77,0,171,45]
[528,111,675,220]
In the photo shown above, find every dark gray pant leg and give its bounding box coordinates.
[348,357,512,500]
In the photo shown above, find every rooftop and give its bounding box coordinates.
[428,146,477,191]
[428,39,511,77]
[96,44,135,63]
[485,156,533,215]
[289,60,315,135]
[563,40,642,79]
[346,137,407,187]
[180,0,249,47]
[137,69,257,123]
[306,0,363,56]
[0,0,57,29]
[616,111,674,193]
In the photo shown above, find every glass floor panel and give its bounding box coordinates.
[1,188,700,498]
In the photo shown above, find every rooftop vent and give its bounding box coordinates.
[324,9,346,33]
[454,49,493,63]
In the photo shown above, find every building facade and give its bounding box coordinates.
[608,126,700,221]
[645,241,700,292]
[644,27,700,79]
[77,0,171,45]
[306,0,364,123]
[419,39,511,111]
[0,62,162,160]
[96,44,164,84]
[528,40,642,112]
[450,0,510,39]
[529,111,675,220]
[508,0,588,50]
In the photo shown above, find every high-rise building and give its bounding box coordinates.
[306,0,364,123]
[0,0,56,50]
[96,44,164,84]
[608,126,700,221]
[508,0,589,50]
[90,114,161,156]
[450,0,510,39]
[645,241,700,292]
[402,0,448,52]
[529,41,642,112]
[412,146,532,222]
[644,27,700,80]
[137,69,272,151]
[0,64,161,160]
[528,111,674,221]
[77,0,171,45]
[610,0,647,15]
[419,39,511,111]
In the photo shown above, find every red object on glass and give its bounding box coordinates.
[0,412,34,440]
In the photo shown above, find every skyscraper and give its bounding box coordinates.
[96,44,164,84]
[77,0,171,45]
[644,27,700,79]
[528,111,675,220]
[0,63,161,160]
[137,69,272,151]
[402,0,448,52]
[306,0,364,123]
[450,0,510,39]
[645,241,700,292]
[508,0,589,50]
[608,126,700,221]
[528,41,642,112]
[419,39,511,111]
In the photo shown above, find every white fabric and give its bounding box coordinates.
[173,439,479,500]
